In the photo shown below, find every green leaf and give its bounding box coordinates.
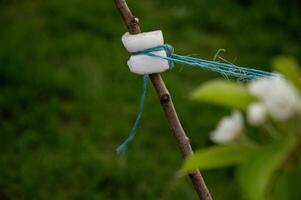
[190,80,254,110]
[180,144,257,175]
[272,166,301,200]
[271,56,301,91]
[237,140,296,200]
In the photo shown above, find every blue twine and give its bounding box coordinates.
[116,44,280,155]
[116,74,149,155]
[134,44,279,80]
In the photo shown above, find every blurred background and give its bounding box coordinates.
[0,0,300,199]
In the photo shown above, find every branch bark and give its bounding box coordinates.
[114,1,212,199]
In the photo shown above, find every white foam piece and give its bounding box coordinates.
[122,30,164,53]
[127,50,169,75]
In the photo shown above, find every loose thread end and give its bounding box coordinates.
[116,142,129,155]
[213,49,226,61]
[116,75,149,155]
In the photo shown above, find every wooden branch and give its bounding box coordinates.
[114,1,213,199]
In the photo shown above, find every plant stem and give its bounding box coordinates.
[114,0,212,199]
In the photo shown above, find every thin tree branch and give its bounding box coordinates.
[114,1,213,199]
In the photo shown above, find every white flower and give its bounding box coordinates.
[247,103,267,126]
[248,77,274,98]
[210,110,244,144]
[248,77,300,121]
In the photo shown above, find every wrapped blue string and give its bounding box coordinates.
[116,44,280,155]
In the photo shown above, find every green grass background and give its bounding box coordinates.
[0,0,300,199]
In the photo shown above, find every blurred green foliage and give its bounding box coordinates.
[0,0,300,199]
[190,80,254,110]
